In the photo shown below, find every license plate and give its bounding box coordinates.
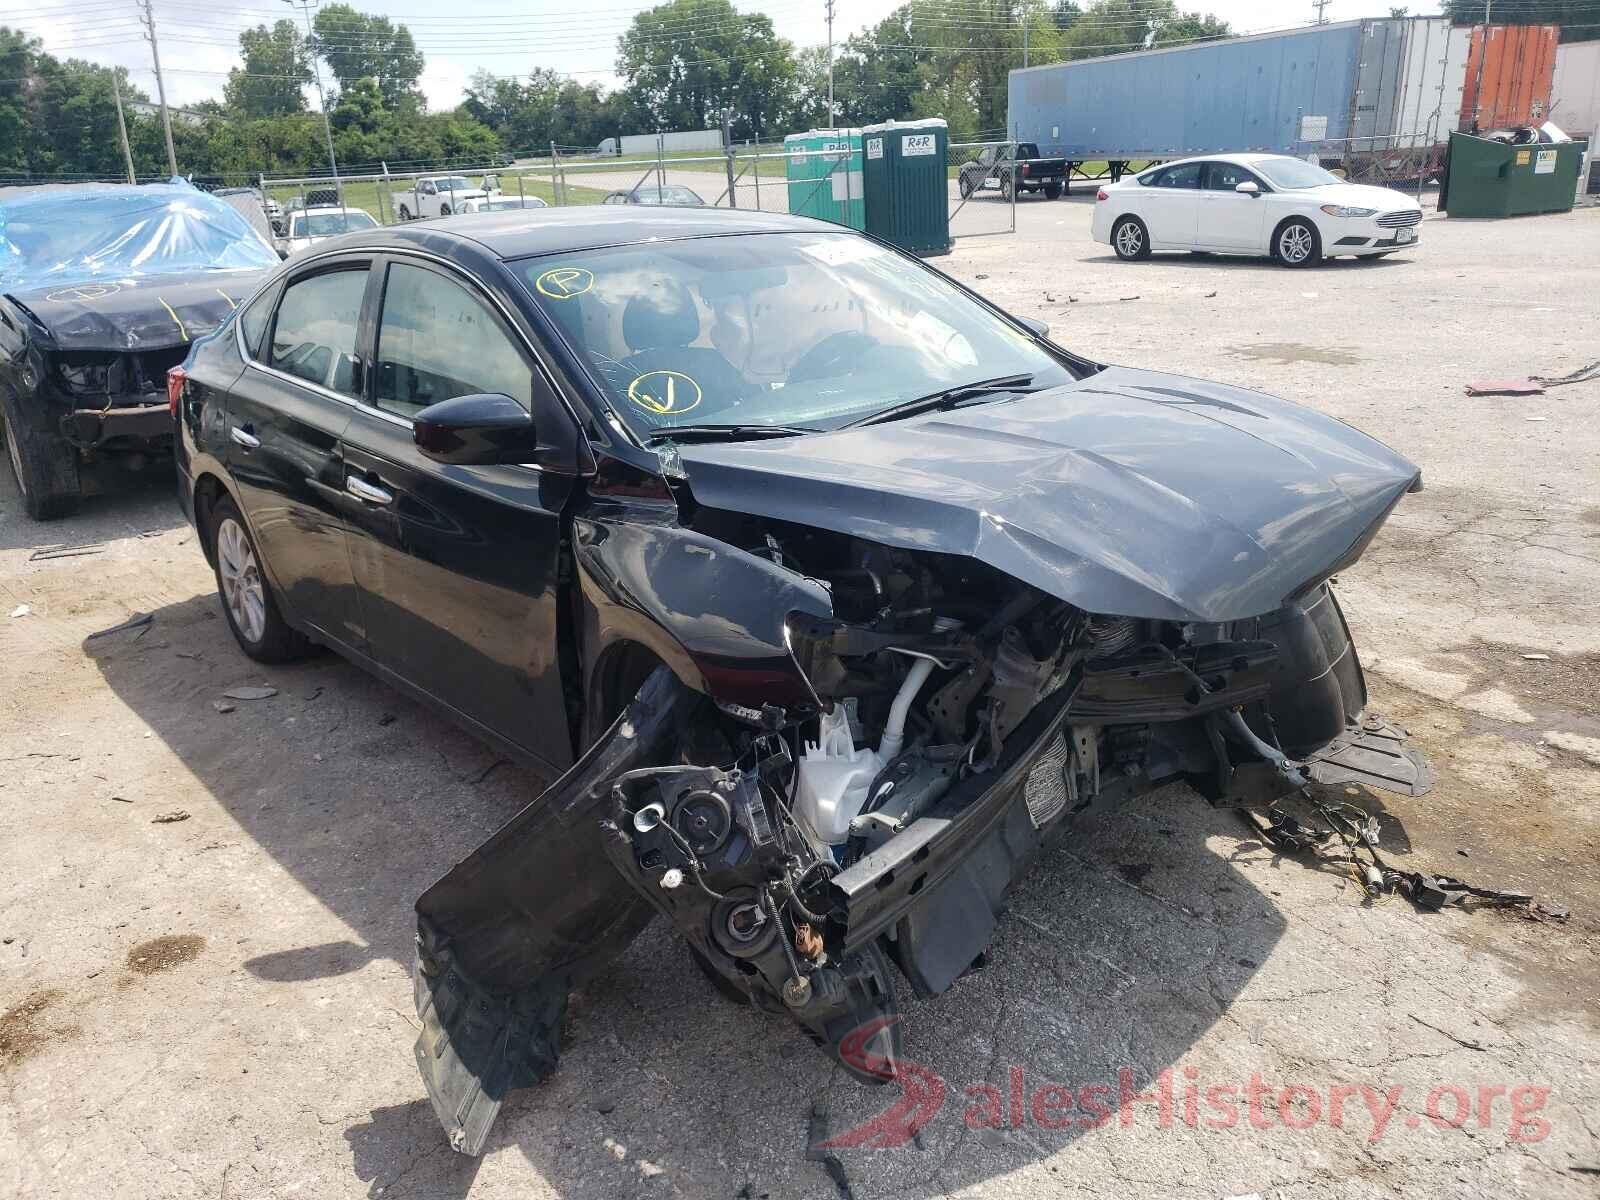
[1396,227,1415,243]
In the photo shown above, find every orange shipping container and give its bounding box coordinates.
[1460,24,1560,131]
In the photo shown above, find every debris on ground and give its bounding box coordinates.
[222,685,277,701]
[151,811,190,824]
[85,612,152,640]
[1523,652,1551,660]
[125,934,204,974]
[1466,358,1600,396]
[29,544,104,561]
[212,700,236,714]
[1242,797,1570,921]
[109,796,133,804]
[9,605,29,618]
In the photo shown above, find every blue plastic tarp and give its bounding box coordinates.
[0,179,278,294]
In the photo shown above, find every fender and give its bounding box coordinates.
[572,502,834,714]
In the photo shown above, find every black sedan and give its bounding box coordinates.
[172,207,1428,1154]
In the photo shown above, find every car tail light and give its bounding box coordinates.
[167,365,187,419]
[1020,163,1030,177]
[1096,188,1109,201]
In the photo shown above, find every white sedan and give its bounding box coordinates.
[1091,153,1423,267]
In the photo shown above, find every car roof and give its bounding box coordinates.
[297,205,368,214]
[1144,152,1298,170]
[353,206,837,260]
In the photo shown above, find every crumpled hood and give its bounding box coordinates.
[675,365,1422,623]
[6,270,267,350]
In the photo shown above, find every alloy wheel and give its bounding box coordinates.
[1279,223,1314,264]
[1115,221,1143,258]
[217,517,267,644]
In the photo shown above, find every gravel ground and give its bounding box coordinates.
[2,195,1597,1200]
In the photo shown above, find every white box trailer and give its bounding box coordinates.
[1552,39,1600,137]
[618,129,724,156]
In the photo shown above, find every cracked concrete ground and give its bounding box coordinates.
[2,196,1597,1200]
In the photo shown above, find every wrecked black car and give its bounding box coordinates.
[171,207,1428,1154]
[1,182,277,518]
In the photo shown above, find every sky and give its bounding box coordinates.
[17,0,1388,111]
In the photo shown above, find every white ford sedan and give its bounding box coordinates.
[1091,154,1423,267]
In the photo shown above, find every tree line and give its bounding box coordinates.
[8,0,1590,186]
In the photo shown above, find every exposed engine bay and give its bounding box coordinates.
[413,518,1429,1154]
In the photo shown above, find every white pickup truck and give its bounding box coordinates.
[393,175,496,220]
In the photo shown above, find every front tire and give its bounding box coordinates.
[1111,215,1151,261]
[398,204,411,221]
[1273,218,1322,267]
[1000,173,1014,202]
[209,497,311,663]
[438,204,451,217]
[2,389,80,521]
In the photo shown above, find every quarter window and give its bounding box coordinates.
[238,289,274,358]
[373,262,532,419]
[268,268,368,397]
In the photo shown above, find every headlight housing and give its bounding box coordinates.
[1320,204,1377,218]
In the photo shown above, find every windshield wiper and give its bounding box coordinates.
[846,373,1039,428]
[645,423,821,445]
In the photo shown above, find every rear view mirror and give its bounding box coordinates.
[413,393,540,466]
[1236,181,1261,197]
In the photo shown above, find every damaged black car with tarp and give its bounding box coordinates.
[1,181,277,518]
[169,208,1428,1155]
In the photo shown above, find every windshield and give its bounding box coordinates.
[518,231,1077,440]
[487,196,547,209]
[291,211,376,238]
[1254,158,1344,190]
[433,177,474,191]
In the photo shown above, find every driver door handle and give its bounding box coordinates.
[345,475,393,506]
[229,425,260,449]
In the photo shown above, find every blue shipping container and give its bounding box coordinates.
[1009,22,1368,160]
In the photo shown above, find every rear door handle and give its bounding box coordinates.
[345,475,393,506]
[229,425,260,449]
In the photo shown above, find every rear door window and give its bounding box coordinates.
[372,261,532,419]
[268,267,368,398]
[1151,163,1203,189]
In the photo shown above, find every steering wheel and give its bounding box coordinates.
[788,330,876,383]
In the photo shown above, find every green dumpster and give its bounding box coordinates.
[861,119,952,257]
[783,129,864,230]
[1441,131,1588,217]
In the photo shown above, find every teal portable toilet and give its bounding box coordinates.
[861,118,952,257]
[783,128,864,229]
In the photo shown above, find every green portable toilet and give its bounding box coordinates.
[1441,131,1588,217]
[861,118,952,257]
[784,129,864,230]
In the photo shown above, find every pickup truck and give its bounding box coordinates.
[393,175,495,220]
[957,143,1069,201]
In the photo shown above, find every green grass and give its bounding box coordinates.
[262,174,609,226]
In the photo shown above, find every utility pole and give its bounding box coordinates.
[111,72,137,184]
[1023,15,1030,69]
[825,0,835,128]
[1312,0,1331,24]
[283,0,342,202]
[138,0,178,176]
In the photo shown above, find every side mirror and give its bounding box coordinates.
[413,393,540,466]
[1236,181,1261,197]
[273,239,290,259]
[1018,315,1050,339]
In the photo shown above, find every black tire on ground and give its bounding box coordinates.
[1110,215,1151,261]
[399,205,412,220]
[1272,217,1323,268]
[208,496,313,663]
[438,204,451,216]
[959,173,974,199]
[1000,172,1014,202]
[2,388,80,521]
[1043,181,1063,200]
